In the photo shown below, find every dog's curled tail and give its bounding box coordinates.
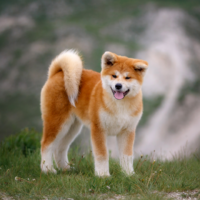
[48,49,83,107]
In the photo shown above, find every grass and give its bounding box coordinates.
[0,130,200,199]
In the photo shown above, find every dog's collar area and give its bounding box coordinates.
[111,87,130,100]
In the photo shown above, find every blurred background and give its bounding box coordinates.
[0,0,200,159]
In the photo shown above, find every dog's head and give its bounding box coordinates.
[101,51,148,100]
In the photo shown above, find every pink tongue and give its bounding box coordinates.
[114,92,124,100]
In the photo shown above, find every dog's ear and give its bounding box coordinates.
[101,51,116,68]
[134,61,148,76]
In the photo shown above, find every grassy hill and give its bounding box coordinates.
[0,129,200,199]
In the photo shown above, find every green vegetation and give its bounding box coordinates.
[140,96,163,126]
[0,93,41,141]
[1,0,200,13]
[0,130,200,199]
[1,0,200,140]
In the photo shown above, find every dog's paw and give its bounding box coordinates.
[95,170,110,177]
[121,165,135,176]
[41,165,57,174]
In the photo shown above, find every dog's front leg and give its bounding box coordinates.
[91,124,109,177]
[117,131,135,175]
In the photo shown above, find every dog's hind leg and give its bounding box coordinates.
[53,117,83,170]
[41,115,75,174]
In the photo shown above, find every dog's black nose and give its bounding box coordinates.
[115,83,122,90]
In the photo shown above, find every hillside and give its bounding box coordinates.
[0,0,200,158]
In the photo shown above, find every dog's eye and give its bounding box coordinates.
[125,77,130,79]
[112,75,117,78]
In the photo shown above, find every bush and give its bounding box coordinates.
[1,128,41,156]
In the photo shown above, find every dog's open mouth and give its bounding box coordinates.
[111,88,130,100]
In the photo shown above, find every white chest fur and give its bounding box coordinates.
[99,106,142,136]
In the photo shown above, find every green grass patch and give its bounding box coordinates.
[0,130,200,199]
[0,93,41,141]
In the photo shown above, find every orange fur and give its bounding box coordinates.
[40,50,148,176]
[124,131,135,156]
[41,72,72,151]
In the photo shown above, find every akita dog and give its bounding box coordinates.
[40,50,148,176]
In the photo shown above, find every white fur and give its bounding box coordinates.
[101,51,115,68]
[129,79,142,97]
[119,155,134,175]
[54,118,83,169]
[134,62,148,76]
[101,73,142,99]
[100,108,142,136]
[68,93,77,107]
[115,71,120,76]
[94,157,110,176]
[41,143,57,173]
[123,72,129,77]
[48,49,83,107]
[41,116,83,173]
[134,62,147,69]
[117,132,135,175]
